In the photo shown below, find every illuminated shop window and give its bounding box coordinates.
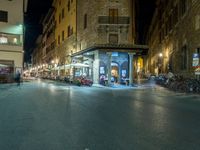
[0,37,8,44]
[13,38,17,44]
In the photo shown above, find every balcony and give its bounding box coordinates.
[0,33,22,46]
[98,16,130,25]
[97,16,130,33]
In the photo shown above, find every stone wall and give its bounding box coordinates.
[147,0,200,77]
[77,0,134,52]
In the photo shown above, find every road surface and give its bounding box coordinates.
[0,79,200,150]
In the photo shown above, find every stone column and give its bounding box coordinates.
[107,52,112,85]
[93,50,100,84]
[118,67,121,84]
[128,53,135,85]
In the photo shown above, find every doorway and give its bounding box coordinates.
[111,62,119,83]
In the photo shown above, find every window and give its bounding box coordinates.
[180,0,187,16]
[59,14,61,23]
[68,26,70,37]
[181,45,188,70]
[195,15,200,30]
[62,8,65,19]
[62,31,64,41]
[169,14,173,31]
[0,36,8,44]
[84,14,87,29]
[168,54,173,71]
[71,27,73,35]
[0,10,8,22]
[173,6,178,25]
[165,22,168,36]
[58,35,60,45]
[68,0,70,11]
[159,31,162,43]
[192,0,197,4]
[109,34,118,44]
[55,20,57,28]
[197,48,200,54]
[109,9,118,24]
[67,26,73,37]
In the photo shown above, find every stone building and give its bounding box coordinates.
[31,7,56,78]
[147,0,200,78]
[31,0,148,84]
[73,0,148,85]
[52,0,77,76]
[41,8,56,67]
[32,35,43,76]
[0,0,28,82]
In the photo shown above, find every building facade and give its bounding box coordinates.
[73,0,147,85]
[0,0,28,82]
[32,35,43,77]
[52,0,77,76]
[31,0,148,84]
[147,0,200,78]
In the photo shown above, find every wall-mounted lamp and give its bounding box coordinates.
[159,53,163,57]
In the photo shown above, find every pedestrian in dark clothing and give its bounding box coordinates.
[15,71,21,86]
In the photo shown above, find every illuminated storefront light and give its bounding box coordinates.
[0,36,8,44]
[13,38,17,44]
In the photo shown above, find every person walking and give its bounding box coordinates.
[15,70,21,86]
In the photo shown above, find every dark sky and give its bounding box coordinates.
[24,0,53,63]
[137,0,156,44]
[24,0,156,63]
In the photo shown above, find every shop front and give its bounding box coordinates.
[0,60,14,83]
[71,44,148,86]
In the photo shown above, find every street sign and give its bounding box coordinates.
[192,53,200,67]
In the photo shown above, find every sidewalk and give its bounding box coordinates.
[92,79,157,89]
[0,83,16,90]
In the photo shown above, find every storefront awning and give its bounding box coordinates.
[59,63,90,70]
[70,63,89,68]
[71,44,149,57]
[0,64,8,67]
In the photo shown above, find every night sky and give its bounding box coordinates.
[24,0,53,63]
[137,0,156,44]
[24,0,156,63]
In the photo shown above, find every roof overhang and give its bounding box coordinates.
[71,44,149,57]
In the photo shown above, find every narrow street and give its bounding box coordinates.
[0,80,200,150]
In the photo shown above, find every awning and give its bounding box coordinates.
[59,63,90,70]
[0,64,8,67]
[60,65,71,70]
[70,63,89,68]
[44,68,50,72]
[51,67,59,71]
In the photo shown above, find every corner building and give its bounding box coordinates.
[73,0,147,85]
[0,0,27,82]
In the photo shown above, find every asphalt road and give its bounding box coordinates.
[0,79,200,150]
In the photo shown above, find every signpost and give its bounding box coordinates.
[192,53,200,67]
[193,53,200,78]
